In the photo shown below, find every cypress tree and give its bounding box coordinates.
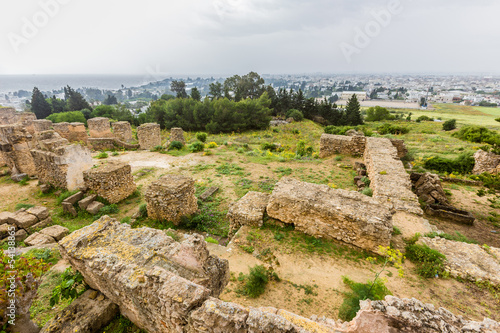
[345,94,363,126]
[31,87,52,119]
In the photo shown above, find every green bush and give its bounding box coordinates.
[442,119,457,131]
[361,187,373,197]
[96,152,108,159]
[423,152,475,174]
[296,140,313,157]
[452,125,500,145]
[416,115,434,122]
[151,145,164,152]
[47,111,87,124]
[338,277,391,321]
[189,142,205,153]
[50,267,88,306]
[244,265,269,298]
[169,141,184,150]
[365,106,394,122]
[377,123,409,135]
[261,142,278,151]
[470,172,500,191]
[286,109,304,121]
[196,132,208,143]
[139,203,148,218]
[93,204,119,219]
[405,243,446,278]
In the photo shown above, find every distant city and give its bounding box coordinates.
[2,73,499,111]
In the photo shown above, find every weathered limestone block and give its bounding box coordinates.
[88,117,113,138]
[319,134,366,158]
[52,122,71,140]
[473,149,500,174]
[78,194,97,210]
[266,177,393,254]
[364,137,422,215]
[388,138,408,159]
[137,123,161,150]
[227,191,269,236]
[83,162,136,204]
[59,216,229,332]
[40,225,69,241]
[63,191,84,205]
[86,201,104,215]
[68,122,88,143]
[40,289,119,333]
[62,202,77,217]
[170,127,186,144]
[33,130,68,152]
[111,121,133,142]
[24,232,56,246]
[336,296,500,333]
[27,206,49,220]
[0,107,18,125]
[145,174,198,224]
[28,217,52,233]
[411,172,449,205]
[87,137,139,151]
[33,119,53,133]
[15,229,27,241]
[0,223,15,239]
[0,124,37,176]
[199,186,219,201]
[0,211,14,225]
[424,204,475,225]
[8,209,39,229]
[419,237,500,287]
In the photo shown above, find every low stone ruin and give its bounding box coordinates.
[61,191,104,217]
[266,177,393,254]
[319,133,365,158]
[137,123,161,150]
[419,237,500,287]
[170,127,185,144]
[0,124,37,177]
[58,216,230,332]
[87,137,139,151]
[424,204,475,225]
[32,119,53,133]
[227,191,269,236]
[0,107,37,133]
[145,174,198,224]
[52,122,88,143]
[30,130,93,190]
[473,149,500,174]
[410,172,449,206]
[111,121,133,142]
[83,162,136,204]
[88,117,113,138]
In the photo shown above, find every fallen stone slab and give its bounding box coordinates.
[40,289,119,333]
[24,232,56,246]
[62,202,77,217]
[227,191,269,237]
[63,191,83,205]
[199,186,219,201]
[59,216,229,332]
[0,211,13,225]
[411,172,449,206]
[266,177,393,254]
[11,172,28,182]
[28,217,53,233]
[27,206,49,220]
[78,194,97,210]
[419,237,500,287]
[86,201,104,215]
[0,223,15,239]
[424,204,475,225]
[40,225,69,241]
[14,229,27,242]
[319,133,366,158]
[8,209,39,229]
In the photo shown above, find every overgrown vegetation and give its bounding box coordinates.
[424,231,478,244]
[405,235,446,278]
[453,125,500,146]
[423,152,475,174]
[377,123,409,135]
[50,267,88,306]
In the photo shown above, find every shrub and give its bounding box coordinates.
[138,203,148,218]
[169,140,184,150]
[244,265,269,298]
[405,243,446,278]
[442,119,457,131]
[189,142,205,153]
[151,145,164,152]
[365,106,394,122]
[112,151,119,156]
[296,140,313,157]
[261,142,278,152]
[286,109,304,121]
[423,152,475,174]
[205,237,219,244]
[377,123,409,135]
[50,267,88,306]
[237,148,245,154]
[207,142,218,148]
[416,115,434,122]
[361,187,373,197]
[96,152,108,159]
[196,132,208,143]
[47,111,86,124]
[470,172,500,191]
[93,204,119,220]
[453,125,500,145]
[338,277,391,321]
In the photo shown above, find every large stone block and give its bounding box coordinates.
[227,191,269,236]
[8,209,39,229]
[0,124,37,176]
[24,232,56,246]
[111,121,133,142]
[170,127,185,144]
[266,177,393,254]
[88,117,113,138]
[473,149,500,174]
[33,119,53,133]
[145,174,198,224]
[319,133,366,158]
[40,225,69,241]
[83,162,136,204]
[137,123,161,150]
[59,216,229,332]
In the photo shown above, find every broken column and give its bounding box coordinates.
[137,123,161,150]
[33,119,53,133]
[83,162,136,204]
[145,174,198,224]
[88,117,113,138]
[170,127,185,144]
[227,191,269,236]
[59,216,229,332]
[0,124,37,176]
[111,121,133,142]
[266,177,393,254]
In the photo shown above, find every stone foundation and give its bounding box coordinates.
[227,191,269,236]
[88,117,113,138]
[83,162,136,204]
[33,119,53,133]
[111,121,133,142]
[87,138,139,151]
[145,174,198,224]
[473,149,500,174]
[319,133,365,158]
[137,123,161,150]
[170,127,185,144]
[0,124,37,176]
[266,177,393,254]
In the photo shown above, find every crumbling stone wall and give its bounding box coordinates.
[0,124,37,176]
[31,130,93,190]
[0,108,37,133]
[266,177,393,254]
[88,117,113,138]
[68,122,88,142]
[389,138,408,159]
[473,149,500,174]
[319,134,366,158]
[145,174,198,224]
[227,191,269,236]
[137,123,161,150]
[170,127,185,144]
[111,121,133,142]
[33,119,53,133]
[87,138,139,151]
[83,162,136,204]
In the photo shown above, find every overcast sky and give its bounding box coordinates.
[0,0,499,76]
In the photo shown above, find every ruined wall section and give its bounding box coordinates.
[319,134,366,158]
[88,117,113,138]
[137,123,161,150]
[0,124,37,176]
[83,162,136,204]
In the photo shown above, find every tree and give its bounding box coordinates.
[191,87,201,101]
[223,72,265,101]
[49,95,66,113]
[31,87,52,119]
[345,94,363,126]
[365,106,394,122]
[208,82,223,100]
[171,80,188,98]
[127,89,133,99]
[64,86,91,111]
[103,94,118,105]
[442,119,457,131]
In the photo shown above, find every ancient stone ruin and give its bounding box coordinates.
[88,117,113,138]
[52,122,88,143]
[137,123,161,150]
[227,191,269,236]
[111,121,133,142]
[170,127,186,144]
[145,174,198,224]
[0,124,37,177]
[32,119,53,133]
[473,149,500,174]
[0,107,37,133]
[83,162,136,204]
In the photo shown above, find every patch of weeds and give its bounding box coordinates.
[424,231,478,244]
[93,204,119,220]
[15,203,35,210]
[477,188,486,197]
[240,245,255,254]
[120,216,132,224]
[405,236,446,278]
[138,203,148,218]
[100,314,147,333]
[334,156,343,161]
[50,267,88,306]
[361,187,373,197]
[236,265,279,298]
[165,229,181,241]
[192,163,216,173]
[23,248,61,265]
[18,175,31,186]
[288,282,319,296]
[257,179,275,192]
[205,236,219,244]
[216,163,245,176]
[392,226,402,236]
[274,167,293,177]
[112,151,120,156]
[96,151,109,159]
[179,199,228,237]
